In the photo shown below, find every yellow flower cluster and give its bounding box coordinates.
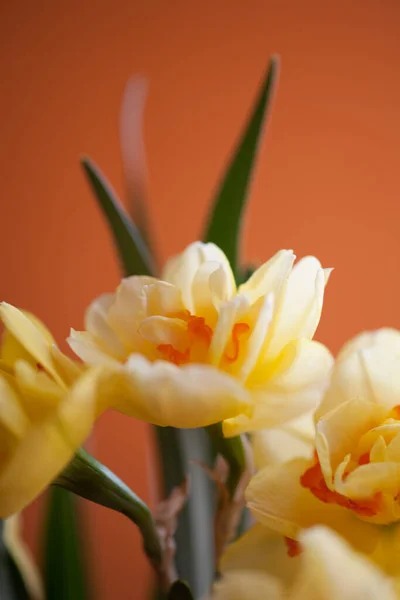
[6,237,400,599]
[217,329,400,598]
[0,242,331,517]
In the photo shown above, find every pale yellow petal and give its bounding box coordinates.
[246,459,379,553]
[106,276,156,353]
[224,340,332,435]
[0,368,99,517]
[239,249,295,304]
[0,375,29,441]
[68,330,121,367]
[0,304,62,386]
[317,328,400,420]
[291,526,397,600]
[252,413,315,469]
[266,257,330,358]
[84,293,127,359]
[210,570,283,600]
[209,295,251,366]
[316,398,386,486]
[162,242,236,312]
[138,316,188,352]
[221,523,300,584]
[102,355,252,428]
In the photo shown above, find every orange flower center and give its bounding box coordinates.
[300,454,382,517]
[155,311,249,366]
[284,537,302,557]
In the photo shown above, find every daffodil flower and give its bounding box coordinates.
[68,242,333,432]
[0,303,101,517]
[213,526,397,600]
[245,328,400,577]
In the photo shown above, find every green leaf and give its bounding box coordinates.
[0,521,29,600]
[167,581,194,600]
[42,487,89,600]
[203,56,280,279]
[55,448,163,581]
[81,157,156,277]
[207,424,246,498]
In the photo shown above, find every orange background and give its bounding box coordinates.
[2,1,400,598]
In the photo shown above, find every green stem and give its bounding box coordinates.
[55,448,167,590]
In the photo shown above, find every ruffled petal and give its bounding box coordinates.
[266,257,331,358]
[221,523,300,583]
[101,356,252,428]
[317,328,400,420]
[224,340,333,436]
[252,412,315,469]
[162,242,236,312]
[246,459,379,554]
[291,526,397,600]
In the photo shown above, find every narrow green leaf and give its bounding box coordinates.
[0,521,29,600]
[167,581,194,600]
[81,157,156,277]
[203,56,280,279]
[42,487,89,600]
[55,448,163,576]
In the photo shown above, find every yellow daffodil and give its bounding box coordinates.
[214,526,397,600]
[0,302,101,517]
[68,242,333,432]
[245,328,400,576]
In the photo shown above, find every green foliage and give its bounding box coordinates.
[0,520,29,600]
[81,157,156,277]
[203,56,280,280]
[43,487,89,600]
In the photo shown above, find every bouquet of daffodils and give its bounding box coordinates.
[1,56,399,600]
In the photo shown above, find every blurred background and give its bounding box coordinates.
[1,1,400,598]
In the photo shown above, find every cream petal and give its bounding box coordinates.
[209,295,251,366]
[317,328,400,420]
[84,293,127,359]
[246,459,379,554]
[138,316,188,352]
[266,257,330,358]
[224,340,333,436]
[316,398,387,485]
[145,281,185,316]
[68,330,121,367]
[103,355,252,428]
[192,261,221,322]
[252,412,315,469]
[335,462,400,501]
[237,293,274,382]
[106,276,156,353]
[291,526,397,600]
[210,570,283,600]
[239,249,295,304]
[221,523,300,584]
[162,242,236,312]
